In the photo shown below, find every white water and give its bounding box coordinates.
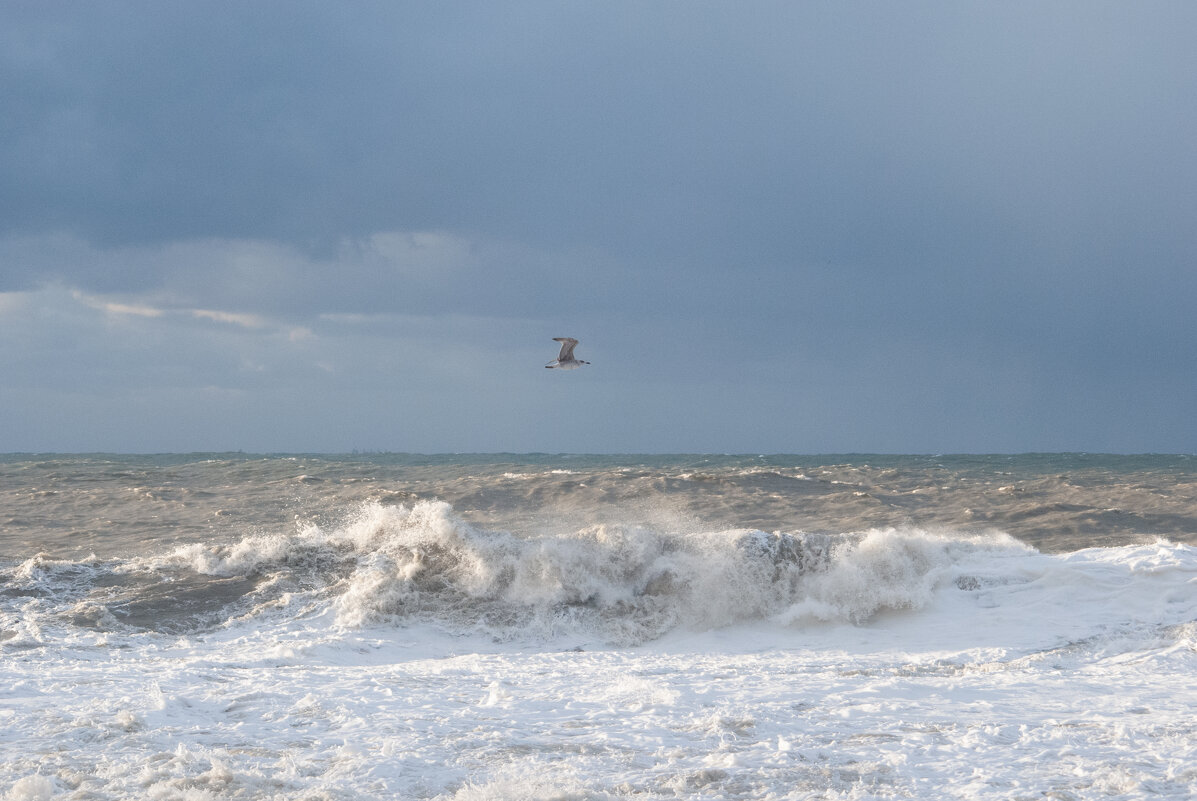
[3,498,1196,799]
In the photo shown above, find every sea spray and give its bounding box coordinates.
[112,498,1030,643]
[4,454,1197,800]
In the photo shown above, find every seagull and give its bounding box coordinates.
[545,337,590,369]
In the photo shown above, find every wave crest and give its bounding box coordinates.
[211,500,1024,643]
[4,500,1032,644]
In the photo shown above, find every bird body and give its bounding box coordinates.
[545,337,589,369]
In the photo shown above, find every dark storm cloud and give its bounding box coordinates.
[5,4,1195,256]
[5,3,1188,259]
[2,1,1195,452]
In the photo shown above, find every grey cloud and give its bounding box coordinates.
[2,2,1195,452]
[5,3,1191,262]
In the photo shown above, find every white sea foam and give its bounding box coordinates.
[3,456,1197,799]
[3,535,1195,799]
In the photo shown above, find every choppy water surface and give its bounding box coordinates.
[5,453,1195,559]
[2,454,1195,799]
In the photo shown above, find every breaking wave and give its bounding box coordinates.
[3,500,1037,645]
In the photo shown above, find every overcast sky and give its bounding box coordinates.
[2,1,1195,453]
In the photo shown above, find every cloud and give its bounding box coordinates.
[190,309,268,329]
[71,290,164,318]
[0,278,572,451]
[2,3,1195,452]
[0,289,33,316]
[6,3,1191,264]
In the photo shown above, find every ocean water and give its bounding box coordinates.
[1,453,1195,800]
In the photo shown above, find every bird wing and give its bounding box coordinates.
[553,337,578,360]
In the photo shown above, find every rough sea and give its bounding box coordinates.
[2,453,1195,800]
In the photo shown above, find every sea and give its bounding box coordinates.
[2,453,1195,800]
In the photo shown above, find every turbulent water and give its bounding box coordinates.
[2,453,1195,799]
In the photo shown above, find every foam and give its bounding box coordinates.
[5,493,1197,799]
[182,500,1005,643]
[4,537,1196,799]
[4,499,1179,649]
[4,776,55,801]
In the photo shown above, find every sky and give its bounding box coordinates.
[1,1,1195,454]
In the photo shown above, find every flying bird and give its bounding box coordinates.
[545,337,589,370]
